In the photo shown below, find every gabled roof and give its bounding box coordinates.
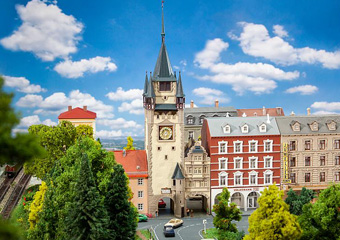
[237,107,285,117]
[171,163,184,179]
[113,150,148,178]
[58,107,96,119]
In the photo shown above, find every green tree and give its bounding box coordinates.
[0,217,23,240]
[124,136,135,150]
[285,187,314,215]
[299,184,340,240]
[76,124,94,139]
[65,153,109,240]
[213,188,242,235]
[105,164,138,240]
[244,184,302,240]
[0,76,44,165]
[24,121,77,179]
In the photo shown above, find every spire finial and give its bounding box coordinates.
[161,0,165,42]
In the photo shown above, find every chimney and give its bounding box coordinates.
[307,108,311,115]
[83,106,87,111]
[290,111,295,116]
[267,114,270,123]
[190,100,194,108]
[123,149,126,157]
[215,99,219,108]
[262,106,266,116]
[276,107,282,115]
[68,106,72,111]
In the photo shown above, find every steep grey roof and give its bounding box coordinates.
[145,77,155,98]
[155,104,177,111]
[153,42,176,81]
[276,115,340,135]
[184,107,238,126]
[176,72,185,98]
[206,116,280,137]
[172,163,184,179]
[192,145,204,153]
[143,73,148,96]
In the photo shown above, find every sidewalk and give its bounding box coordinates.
[240,209,255,216]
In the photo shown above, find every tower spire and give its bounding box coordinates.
[161,0,165,42]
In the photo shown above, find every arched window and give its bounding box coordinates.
[187,115,194,125]
[199,115,206,124]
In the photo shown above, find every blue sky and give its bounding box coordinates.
[1,0,340,138]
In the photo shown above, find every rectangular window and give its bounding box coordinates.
[320,156,325,166]
[335,172,340,181]
[320,172,325,182]
[336,156,340,165]
[265,174,271,184]
[290,157,296,167]
[138,203,143,211]
[249,158,257,169]
[250,175,256,185]
[234,142,242,153]
[219,158,227,170]
[305,140,311,150]
[264,141,272,152]
[159,82,171,91]
[187,167,192,173]
[203,167,208,174]
[249,141,257,152]
[335,140,340,149]
[138,191,143,198]
[235,158,242,169]
[219,142,227,154]
[290,173,296,183]
[264,157,272,168]
[305,156,311,166]
[319,140,326,150]
[305,173,311,182]
[220,175,226,186]
[138,178,143,185]
[289,141,296,151]
[194,168,202,174]
[235,175,241,185]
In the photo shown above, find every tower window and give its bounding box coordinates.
[160,82,171,91]
[165,155,168,160]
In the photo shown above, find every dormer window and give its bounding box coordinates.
[241,124,249,133]
[292,122,301,132]
[159,82,171,91]
[259,123,266,133]
[310,121,319,131]
[199,115,206,125]
[327,121,337,131]
[223,124,231,134]
[187,115,194,125]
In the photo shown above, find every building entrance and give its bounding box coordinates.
[158,197,174,217]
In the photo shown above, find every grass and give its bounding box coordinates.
[140,229,151,238]
[203,228,218,239]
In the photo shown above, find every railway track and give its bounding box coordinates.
[0,167,22,202]
[1,173,31,219]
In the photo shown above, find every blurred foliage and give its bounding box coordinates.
[28,182,47,229]
[244,184,302,240]
[124,136,135,150]
[285,187,315,215]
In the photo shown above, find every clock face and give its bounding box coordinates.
[159,126,173,140]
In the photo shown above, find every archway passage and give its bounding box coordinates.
[247,191,260,209]
[231,192,243,209]
[186,194,209,216]
[158,197,174,217]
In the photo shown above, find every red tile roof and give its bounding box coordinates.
[237,107,285,117]
[113,150,148,178]
[58,107,97,119]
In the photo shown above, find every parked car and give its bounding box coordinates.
[158,199,166,208]
[163,225,175,237]
[138,214,148,222]
[164,218,183,228]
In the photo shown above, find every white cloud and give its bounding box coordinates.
[97,118,142,129]
[194,38,299,94]
[273,25,288,38]
[106,87,143,101]
[285,85,318,95]
[311,102,340,112]
[233,22,340,69]
[18,90,114,118]
[54,57,117,78]
[185,103,198,108]
[16,94,43,107]
[0,0,83,61]
[192,87,230,104]
[3,75,46,93]
[42,119,57,126]
[19,115,41,127]
[194,38,229,68]
[96,130,123,139]
[118,99,143,115]
[312,110,338,115]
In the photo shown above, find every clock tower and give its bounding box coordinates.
[143,2,185,218]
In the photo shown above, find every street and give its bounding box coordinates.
[138,215,249,240]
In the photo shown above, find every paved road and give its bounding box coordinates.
[138,215,249,240]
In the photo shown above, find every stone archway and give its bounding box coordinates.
[157,197,175,217]
[230,192,244,209]
[185,193,210,215]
